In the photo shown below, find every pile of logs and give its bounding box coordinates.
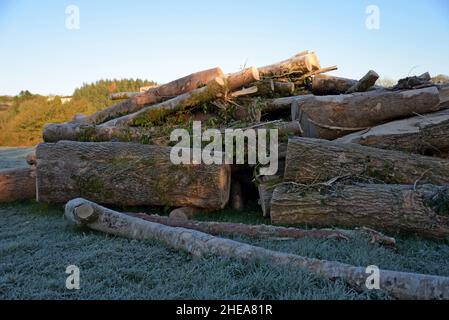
[2,50,449,298]
[2,49,449,238]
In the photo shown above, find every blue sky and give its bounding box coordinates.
[0,0,448,95]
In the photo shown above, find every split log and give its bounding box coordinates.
[346,70,379,94]
[36,141,231,209]
[284,137,449,185]
[0,168,36,203]
[259,51,321,78]
[291,87,441,139]
[169,207,201,221]
[270,183,449,241]
[65,198,449,300]
[126,211,396,247]
[80,67,224,125]
[335,109,449,156]
[311,75,358,95]
[109,92,140,100]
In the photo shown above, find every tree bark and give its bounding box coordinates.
[126,211,396,247]
[252,79,295,97]
[0,168,36,203]
[230,180,244,211]
[270,183,449,240]
[226,67,260,92]
[284,137,449,185]
[169,207,201,221]
[346,70,379,94]
[291,87,441,139]
[65,198,449,300]
[258,51,321,78]
[81,67,224,125]
[335,109,449,156]
[311,75,358,95]
[36,141,231,209]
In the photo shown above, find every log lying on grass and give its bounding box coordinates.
[0,168,36,203]
[65,198,448,299]
[284,137,449,185]
[259,51,320,78]
[80,67,225,125]
[36,141,231,209]
[126,211,396,247]
[270,183,449,240]
[335,109,449,156]
[292,87,441,139]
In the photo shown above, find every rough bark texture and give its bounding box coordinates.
[346,70,379,94]
[82,67,224,125]
[43,123,156,143]
[0,168,36,203]
[292,87,441,139]
[335,109,449,156]
[252,79,295,97]
[36,141,231,209]
[259,51,320,78]
[126,211,396,247]
[270,183,449,240]
[311,75,358,95]
[284,137,449,185]
[258,175,282,217]
[65,198,449,300]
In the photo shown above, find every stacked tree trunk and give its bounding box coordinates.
[3,49,447,243]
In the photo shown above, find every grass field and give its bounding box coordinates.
[1,148,449,300]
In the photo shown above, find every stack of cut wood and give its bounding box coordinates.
[4,50,449,241]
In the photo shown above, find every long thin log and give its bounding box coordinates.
[126,211,396,247]
[284,137,449,185]
[65,198,449,300]
[284,87,441,139]
[335,109,449,156]
[259,51,321,78]
[0,168,36,203]
[36,141,231,209]
[270,183,449,241]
